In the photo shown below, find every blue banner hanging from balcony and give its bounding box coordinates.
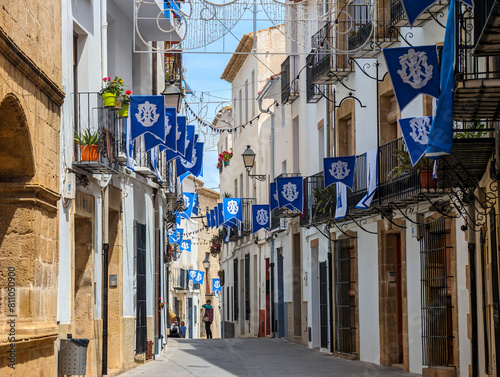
[224,226,231,243]
[398,116,432,166]
[252,204,270,233]
[356,148,378,209]
[185,125,196,163]
[176,142,204,178]
[164,107,177,151]
[176,115,187,157]
[426,0,456,157]
[192,193,199,216]
[130,95,165,141]
[218,203,224,228]
[334,182,348,220]
[323,156,356,190]
[399,0,439,26]
[223,198,243,224]
[206,212,212,228]
[277,176,303,213]
[383,45,440,112]
[168,228,183,244]
[210,209,216,228]
[150,146,163,183]
[212,279,221,293]
[270,183,279,211]
[188,270,205,285]
[180,192,196,219]
[180,239,191,252]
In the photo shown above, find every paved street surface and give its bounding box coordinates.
[118,338,422,377]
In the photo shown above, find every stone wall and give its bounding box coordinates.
[0,2,63,375]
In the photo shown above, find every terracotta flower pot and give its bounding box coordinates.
[102,93,116,108]
[420,169,436,189]
[118,103,129,118]
[80,145,99,161]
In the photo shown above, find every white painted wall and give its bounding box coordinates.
[357,222,380,364]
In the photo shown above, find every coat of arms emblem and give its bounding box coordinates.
[135,101,160,127]
[397,49,434,89]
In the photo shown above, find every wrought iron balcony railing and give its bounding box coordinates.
[389,0,449,28]
[73,92,121,174]
[228,198,256,241]
[301,172,336,227]
[281,55,300,104]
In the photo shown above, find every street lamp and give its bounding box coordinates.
[242,145,266,181]
[203,258,210,295]
[161,80,184,113]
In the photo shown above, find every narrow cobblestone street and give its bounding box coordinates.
[118,338,422,377]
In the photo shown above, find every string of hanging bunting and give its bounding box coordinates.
[184,99,276,133]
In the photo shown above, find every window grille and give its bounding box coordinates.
[334,238,357,355]
[420,218,454,366]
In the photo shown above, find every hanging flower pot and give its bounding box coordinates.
[80,145,99,161]
[102,93,116,108]
[420,169,436,189]
[118,103,129,118]
[224,161,229,167]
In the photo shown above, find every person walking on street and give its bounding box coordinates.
[201,299,214,339]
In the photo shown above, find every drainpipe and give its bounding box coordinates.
[102,186,109,376]
[258,88,275,337]
[154,189,161,354]
[101,2,108,373]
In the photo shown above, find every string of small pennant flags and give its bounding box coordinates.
[183,99,278,134]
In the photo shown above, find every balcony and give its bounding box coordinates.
[228,198,255,241]
[473,0,500,56]
[301,172,336,227]
[390,0,449,28]
[73,92,121,174]
[306,55,324,103]
[455,5,500,120]
[281,55,300,104]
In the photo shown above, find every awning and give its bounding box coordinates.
[135,0,182,46]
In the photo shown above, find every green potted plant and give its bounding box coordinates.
[100,76,125,108]
[118,90,132,118]
[388,149,435,188]
[74,129,99,161]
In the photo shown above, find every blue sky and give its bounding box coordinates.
[182,7,274,191]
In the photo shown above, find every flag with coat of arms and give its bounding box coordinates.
[252,204,270,234]
[323,156,356,190]
[276,176,303,213]
[130,95,165,141]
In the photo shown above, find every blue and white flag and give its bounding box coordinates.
[184,125,195,163]
[214,207,219,228]
[180,239,191,252]
[324,156,356,190]
[164,107,177,151]
[426,0,456,157]
[356,148,378,209]
[276,176,303,213]
[334,182,348,220]
[150,146,163,183]
[144,132,163,152]
[224,225,231,243]
[223,198,243,224]
[177,142,204,178]
[188,270,197,281]
[130,95,165,141]
[126,117,135,171]
[461,0,473,6]
[192,193,199,216]
[210,209,216,228]
[399,0,440,26]
[399,116,432,166]
[212,278,222,293]
[181,192,196,219]
[176,115,187,157]
[206,212,211,228]
[270,183,279,211]
[383,45,440,112]
[252,204,270,233]
[217,203,224,227]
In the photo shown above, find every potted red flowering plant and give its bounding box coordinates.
[216,149,233,170]
[118,90,132,118]
[209,230,223,258]
[100,76,125,108]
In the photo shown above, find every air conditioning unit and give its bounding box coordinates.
[62,172,76,200]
